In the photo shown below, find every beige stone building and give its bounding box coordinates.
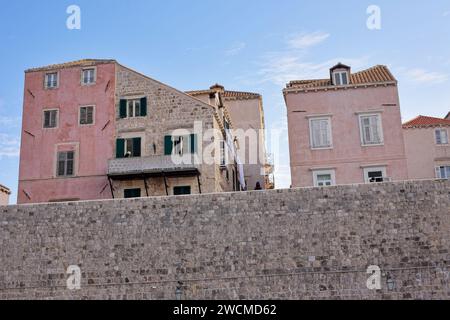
[187,84,272,190]
[0,184,11,206]
[109,65,244,198]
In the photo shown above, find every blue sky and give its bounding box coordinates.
[1,0,450,203]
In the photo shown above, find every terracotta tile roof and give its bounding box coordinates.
[25,59,116,73]
[186,89,260,100]
[0,184,11,195]
[286,65,397,90]
[402,116,450,129]
[222,90,261,100]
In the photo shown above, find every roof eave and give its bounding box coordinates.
[25,59,117,73]
[283,81,397,94]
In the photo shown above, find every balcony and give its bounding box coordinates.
[108,155,199,179]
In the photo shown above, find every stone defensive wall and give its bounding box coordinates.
[0,180,449,299]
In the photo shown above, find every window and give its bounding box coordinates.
[119,98,147,118]
[309,117,332,149]
[359,114,383,146]
[333,71,349,86]
[57,151,74,177]
[79,106,94,125]
[313,170,336,187]
[82,68,96,85]
[173,186,191,195]
[45,72,58,89]
[116,138,141,158]
[43,110,58,128]
[124,189,141,199]
[172,136,185,156]
[128,99,141,118]
[164,134,197,156]
[363,167,387,183]
[436,166,450,179]
[220,140,227,166]
[435,129,449,145]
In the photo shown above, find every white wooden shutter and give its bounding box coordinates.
[435,167,442,179]
[371,116,381,143]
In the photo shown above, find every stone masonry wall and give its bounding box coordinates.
[0,180,449,300]
[113,64,233,197]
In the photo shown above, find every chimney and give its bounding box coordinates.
[210,83,225,93]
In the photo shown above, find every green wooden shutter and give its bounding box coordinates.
[119,99,127,118]
[116,139,125,158]
[133,138,141,157]
[190,134,197,154]
[140,97,147,117]
[164,136,173,155]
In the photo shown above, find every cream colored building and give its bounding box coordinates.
[0,184,11,206]
[187,84,272,190]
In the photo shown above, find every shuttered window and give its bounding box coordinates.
[79,106,94,125]
[116,138,141,158]
[436,166,450,179]
[164,134,197,155]
[310,117,332,149]
[119,97,147,118]
[435,129,449,145]
[360,114,383,145]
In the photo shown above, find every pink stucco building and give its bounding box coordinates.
[19,60,117,204]
[284,63,408,187]
[18,59,241,204]
[403,115,450,180]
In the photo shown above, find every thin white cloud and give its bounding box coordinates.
[225,42,247,56]
[403,68,448,85]
[0,116,21,127]
[237,30,369,86]
[287,31,330,49]
[443,11,450,17]
[0,133,20,158]
[258,53,370,86]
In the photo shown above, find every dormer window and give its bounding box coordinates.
[333,71,349,86]
[330,63,351,86]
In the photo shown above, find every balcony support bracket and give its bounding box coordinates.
[163,173,169,196]
[108,177,115,199]
[143,176,149,197]
[197,173,202,194]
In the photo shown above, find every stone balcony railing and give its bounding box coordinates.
[108,155,199,176]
